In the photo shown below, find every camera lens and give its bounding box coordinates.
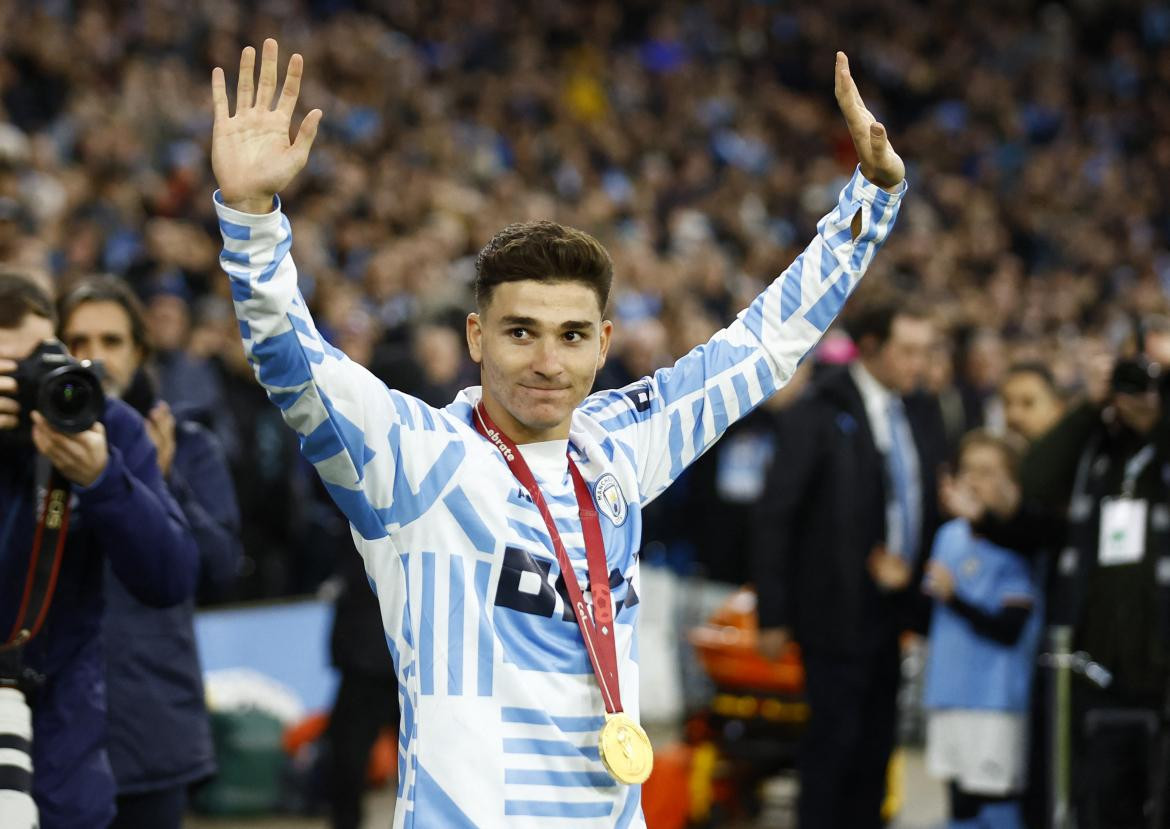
[37,367,104,433]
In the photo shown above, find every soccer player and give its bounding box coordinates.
[209,38,906,828]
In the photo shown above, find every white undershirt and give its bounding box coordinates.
[516,439,570,484]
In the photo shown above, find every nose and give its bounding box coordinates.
[530,338,564,379]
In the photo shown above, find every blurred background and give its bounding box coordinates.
[3,0,1170,826]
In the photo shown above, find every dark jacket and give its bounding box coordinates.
[102,403,242,794]
[0,397,198,829]
[753,366,946,654]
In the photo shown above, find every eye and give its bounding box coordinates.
[508,327,530,340]
[563,331,585,343]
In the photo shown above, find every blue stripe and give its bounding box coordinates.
[443,486,496,554]
[615,785,644,829]
[804,271,852,333]
[288,312,314,338]
[691,398,705,452]
[301,392,375,471]
[475,560,494,696]
[505,769,616,788]
[819,239,837,282]
[386,432,466,526]
[754,356,776,399]
[447,556,465,695]
[221,248,250,266]
[742,292,765,341]
[415,762,479,828]
[322,481,387,540]
[419,404,435,431]
[667,410,685,481]
[252,327,313,389]
[220,219,252,240]
[256,216,292,283]
[228,275,253,303]
[731,373,753,417]
[391,391,416,430]
[268,389,302,410]
[502,738,600,760]
[505,800,613,818]
[826,225,853,249]
[779,269,802,322]
[502,708,606,732]
[708,386,729,437]
[420,552,435,695]
[238,319,251,340]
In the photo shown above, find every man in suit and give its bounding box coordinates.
[754,297,945,829]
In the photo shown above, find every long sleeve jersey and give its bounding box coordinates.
[215,166,904,828]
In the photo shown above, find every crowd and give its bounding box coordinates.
[2,0,1170,827]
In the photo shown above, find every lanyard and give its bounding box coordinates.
[472,401,623,715]
[1121,444,1156,497]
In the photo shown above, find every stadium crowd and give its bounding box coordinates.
[3,0,1170,827]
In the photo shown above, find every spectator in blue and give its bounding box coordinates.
[58,274,243,829]
[923,429,1042,829]
[0,271,199,829]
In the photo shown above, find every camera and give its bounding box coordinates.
[11,341,105,433]
[0,687,37,828]
[1110,356,1162,396]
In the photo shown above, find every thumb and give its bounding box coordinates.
[869,122,886,154]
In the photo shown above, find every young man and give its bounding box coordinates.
[58,275,242,829]
[209,38,906,826]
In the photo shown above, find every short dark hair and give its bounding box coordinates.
[1004,360,1059,395]
[474,221,613,312]
[958,427,1026,482]
[0,270,56,329]
[843,295,931,347]
[58,275,151,355]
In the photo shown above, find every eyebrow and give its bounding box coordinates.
[498,315,595,331]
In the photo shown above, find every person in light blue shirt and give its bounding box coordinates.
[923,429,1042,829]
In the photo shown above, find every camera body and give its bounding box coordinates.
[11,341,105,434]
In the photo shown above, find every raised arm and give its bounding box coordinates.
[581,53,907,503]
[210,40,453,542]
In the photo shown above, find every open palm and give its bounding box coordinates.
[211,39,323,213]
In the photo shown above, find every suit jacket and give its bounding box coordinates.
[753,365,945,655]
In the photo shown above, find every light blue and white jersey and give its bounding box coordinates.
[923,519,1043,713]
[215,167,903,828]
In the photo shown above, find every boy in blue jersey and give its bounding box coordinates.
[923,430,1042,829]
[207,38,906,827]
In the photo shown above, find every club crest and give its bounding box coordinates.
[593,473,628,527]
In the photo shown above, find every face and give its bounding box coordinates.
[1114,389,1161,435]
[467,280,612,443]
[0,314,55,364]
[1001,372,1064,441]
[864,315,934,395]
[61,301,142,397]
[958,443,1014,509]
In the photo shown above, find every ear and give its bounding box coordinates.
[466,312,483,365]
[597,319,614,370]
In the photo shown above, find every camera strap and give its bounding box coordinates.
[2,458,72,652]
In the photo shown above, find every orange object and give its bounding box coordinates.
[688,587,805,694]
[282,711,398,786]
[642,743,692,829]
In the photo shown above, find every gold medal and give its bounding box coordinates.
[598,712,654,784]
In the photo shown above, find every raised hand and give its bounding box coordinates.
[834,52,904,192]
[211,38,323,214]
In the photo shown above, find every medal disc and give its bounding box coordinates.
[598,713,654,784]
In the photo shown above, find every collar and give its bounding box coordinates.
[850,360,894,407]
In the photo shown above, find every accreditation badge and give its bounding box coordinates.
[598,712,654,784]
[1098,497,1147,566]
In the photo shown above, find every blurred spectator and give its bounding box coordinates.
[0,272,197,829]
[922,430,1041,829]
[752,297,947,829]
[1000,361,1066,443]
[58,274,241,829]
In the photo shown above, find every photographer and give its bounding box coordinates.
[59,275,242,829]
[0,272,198,829]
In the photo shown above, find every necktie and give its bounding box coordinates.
[885,397,921,563]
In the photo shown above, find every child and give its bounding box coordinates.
[923,429,1042,829]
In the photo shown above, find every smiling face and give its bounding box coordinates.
[467,279,612,444]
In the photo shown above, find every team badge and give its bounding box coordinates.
[593,473,628,526]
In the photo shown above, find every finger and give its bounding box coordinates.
[869,122,888,156]
[256,38,279,111]
[292,108,324,162]
[275,53,304,118]
[0,396,17,413]
[237,45,256,110]
[0,358,16,374]
[212,66,230,122]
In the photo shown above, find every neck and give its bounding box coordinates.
[480,390,569,445]
[856,358,893,394]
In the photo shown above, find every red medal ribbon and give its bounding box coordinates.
[473,401,624,715]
